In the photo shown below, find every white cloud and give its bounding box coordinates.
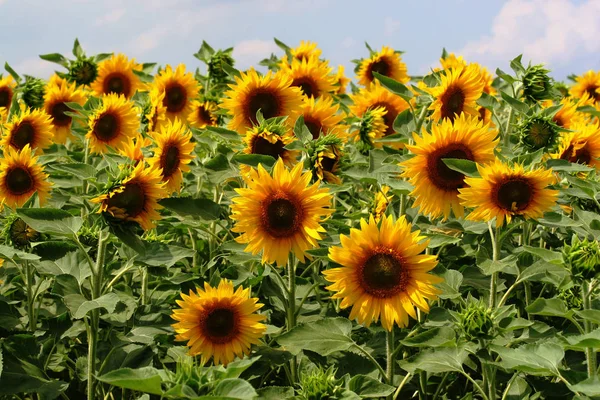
[459,0,600,69]
[384,17,400,36]
[95,8,126,26]
[14,58,57,79]
[232,39,279,68]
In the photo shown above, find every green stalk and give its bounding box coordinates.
[140,267,148,305]
[582,282,597,378]
[503,107,513,148]
[87,231,108,400]
[488,222,499,309]
[24,260,36,331]
[386,329,395,388]
[286,254,298,385]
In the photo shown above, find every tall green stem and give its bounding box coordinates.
[88,231,108,400]
[140,267,148,305]
[582,282,597,378]
[488,222,499,309]
[503,108,513,148]
[386,329,394,387]
[24,260,36,331]
[286,255,298,385]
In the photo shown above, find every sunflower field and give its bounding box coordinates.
[1,38,600,400]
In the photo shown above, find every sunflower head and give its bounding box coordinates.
[298,366,344,400]
[21,76,46,110]
[187,100,219,129]
[3,215,41,248]
[68,56,99,86]
[0,75,16,110]
[171,279,266,366]
[208,49,235,84]
[299,96,346,141]
[324,215,442,330]
[334,65,351,95]
[2,108,54,154]
[439,53,467,71]
[558,287,583,310]
[522,64,555,103]
[141,89,167,134]
[352,106,387,153]
[290,41,322,62]
[307,135,344,184]
[152,64,200,122]
[518,115,560,150]
[119,134,152,165]
[357,45,409,87]
[554,121,600,169]
[231,158,333,266]
[563,236,600,282]
[241,116,299,173]
[281,56,335,99]
[43,78,87,144]
[90,53,143,99]
[86,93,140,154]
[457,299,496,341]
[570,70,600,104]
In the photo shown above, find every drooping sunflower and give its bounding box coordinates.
[0,75,16,110]
[149,119,196,194]
[0,145,52,208]
[90,53,144,99]
[86,94,139,154]
[1,108,53,154]
[171,279,266,366]
[458,160,558,227]
[187,100,219,129]
[43,79,87,144]
[92,162,167,230]
[222,69,303,134]
[357,46,409,87]
[333,65,351,95]
[553,121,600,169]
[570,70,600,104]
[323,215,442,331]
[152,64,199,123]
[352,106,388,151]
[401,114,499,220]
[281,56,335,99]
[230,158,333,267]
[299,96,346,140]
[427,64,485,122]
[350,81,410,138]
[241,122,298,173]
[314,146,342,184]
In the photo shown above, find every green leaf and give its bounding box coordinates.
[392,109,415,136]
[400,327,455,348]
[477,91,499,109]
[135,243,194,267]
[437,270,463,300]
[4,62,20,82]
[204,153,230,171]
[478,256,516,276]
[293,115,313,143]
[277,317,354,356]
[372,72,413,103]
[38,53,68,68]
[561,329,600,350]
[496,68,515,84]
[36,251,92,286]
[64,292,120,319]
[519,246,562,264]
[569,377,600,397]
[442,159,480,177]
[491,342,563,376]
[546,158,594,173]
[159,197,221,220]
[205,126,242,141]
[538,212,581,228]
[518,260,569,285]
[526,298,572,318]
[110,225,145,255]
[0,245,40,261]
[256,386,295,400]
[97,367,163,395]
[72,38,84,58]
[274,37,291,52]
[575,310,600,325]
[51,163,97,180]
[212,378,257,399]
[398,345,472,374]
[17,208,83,236]
[231,153,276,168]
[500,92,529,114]
[348,375,395,398]
[193,40,215,62]
[509,54,526,76]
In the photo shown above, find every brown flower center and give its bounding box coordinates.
[561,144,592,165]
[247,90,280,125]
[440,85,465,121]
[93,113,119,142]
[261,195,303,238]
[585,85,600,102]
[103,73,131,97]
[0,87,12,108]
[494,178,532,212]
[251,135,285,159]
[10,121,36,150]
[304,117,323,140]
[164,83,187,113]
[6,167,34,195]
[372,102,397,136]
[478,107,486,122]
[426,144,473,191]
[160,144,180,178]
[202,307,238,343]
[368,59,390,81]
[320,156,336,173]
[197,105,213,125]
[50,102,72,127]
[293,77,318,98]
[107,183,146,217]
[360,252,408,298]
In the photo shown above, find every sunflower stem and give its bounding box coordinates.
[582,281,597,379]
[88,230,108,400]
[386,329,395,388]
[24,260,37,332]
[488,222,499,309]
[503,107,513,148]
[286,254,298,385]
[414,104,429,135]
[140,266,148,305]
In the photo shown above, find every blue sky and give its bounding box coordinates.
[1,0,599,82]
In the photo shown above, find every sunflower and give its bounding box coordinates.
[0,145,52,208]
[230,158,333,267]
[91,53,144,99]
[373,185,393,222]
[570,70,600,104]
[290,41,322,62]
[145,89,167,133]
[352,106,388,151]
[458,160,558,227]
[149,119,196,194]
[427,64,485,122]
[543,96,587,130]
[554,121,600,169]
[171,279,266,366]
[152,64,199,123]
[280,56,335,99]
[222,69,303,134]
[119,134,152,165]
[357,46,409,87]
[1,108,53,154]
[0,75,16,110]
[43,79,87,144]
[439,53,467,71]
[350,81,410,138]
[401,114,499,220]
[323,215,442,331]
[334,65,351,95]
[187,100,219,129]
[241,123,298,173]
[47,74,69,89]
[299,96,346,140]
[92,162,167,230]
[314,146,342,184]
[86,94,139,154]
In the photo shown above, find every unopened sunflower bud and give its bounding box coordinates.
[518,115,559,150]
[21,76,46,110]
[68,57,98,86]
[298,366,344,400]
[5,216,40,247]
[459,301,495,341]
[563,236,600,281]
[208,51,235,84]
[522,64,554,103]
